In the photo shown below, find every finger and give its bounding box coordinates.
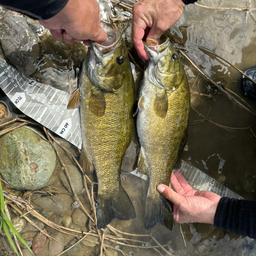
[174,171,194,192]
[157,184,183,206]
[132,20,149,62]
[145,22,164,46]
[170,171,186,195]
[63,31,75,44]
[83,40,90,46]
[50,29,64,41]
[90,26,107,44]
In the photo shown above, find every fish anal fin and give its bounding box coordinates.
[67,89,80,109]
[133,96,144,117]
[144,194,173,230]
[153,90,168,118]
[89,88,106,117]
[79,147,94,174]
[96,186,136,229]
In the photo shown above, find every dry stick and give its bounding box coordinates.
[111,0,133,12]
[100,230,105,256]
[47,132,93,205]
[194,2,256,11]
[9,203,64,244]
[0,117,37,129]
[43,128,94,223]
[104,244,129,256]
[179,224,187,248]
[178,49,256,116]
[150,236,174,256]
[4,204,23,256]
[0,122,27,136]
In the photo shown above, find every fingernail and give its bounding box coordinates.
[157,184,165,193]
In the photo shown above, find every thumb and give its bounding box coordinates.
[91,26,107,44]
[157,184,183,206]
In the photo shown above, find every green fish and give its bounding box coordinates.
[75,30,136,229]
[136,36,190,230]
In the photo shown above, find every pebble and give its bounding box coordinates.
[33,194,73,214]
[72,208,89,226]
[62,214,72,228]
[59,164,84,194]
[65,238,81,255]
[81,235,99,247]
[10,217,26,234]
[32,232,47,254]
[48,232,65,256]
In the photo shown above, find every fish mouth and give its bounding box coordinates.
[93,30,121,56]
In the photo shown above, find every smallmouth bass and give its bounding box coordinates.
[136,36,190,230]
[76,30,136,229]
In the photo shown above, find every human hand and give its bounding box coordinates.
[132,0,185,62]
[39,0,107,45]
[157,171,221,224]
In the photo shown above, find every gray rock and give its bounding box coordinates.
[33,194,73,214]
[0,13,40,76]
[62,214,72,228]
[59,164,84,194]
[0,126,56,190]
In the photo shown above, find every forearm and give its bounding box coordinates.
[214,197,256,239]
[0,0,68,19]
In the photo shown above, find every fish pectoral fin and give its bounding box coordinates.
[133,96,144,117]
[89,88,106,117]
[153,90,168,118]
[137,148,149,175]
[96,186,136,229]
[79,147,94,174]
[67,89,80,109]
[144,194,173,230]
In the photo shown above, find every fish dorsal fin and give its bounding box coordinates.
[153,89,168,118]
[67,89,80,109]
[79,147,94,174]
[137,148,149,175]
[89,88,106,117]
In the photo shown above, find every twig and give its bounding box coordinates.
[179,224,187,248]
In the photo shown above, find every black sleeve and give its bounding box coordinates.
[182,0,198,4]
[214,197,256,239]
[0,0,69,20]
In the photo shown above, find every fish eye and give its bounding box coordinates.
[116,56,124,65]
[172,53,178,61]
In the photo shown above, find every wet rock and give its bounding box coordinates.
[0,126,56,190]
[80,246,97,256]
[18,232,37,249]
[21,248,34,256]
[100,248,119,256]
[32,232,47,254]
[33,194,73,214]
[48,232,65,256]
[59,164,84,194]
[81,235,99,247]
[0,102,11,121]
[72,207,89,226]
[0,13,40,76]
[22,219,45,233]
[64,238,81,255]
[11,217,26,234]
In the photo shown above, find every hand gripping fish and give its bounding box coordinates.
[136,36,190,230]
[69,30,136,229]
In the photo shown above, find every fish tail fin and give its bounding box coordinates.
[96,186,136,229]
[144,194,173,230]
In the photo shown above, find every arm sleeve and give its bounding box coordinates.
[214,197,256,239]
[182,0,198,4]
[0,0,69,20]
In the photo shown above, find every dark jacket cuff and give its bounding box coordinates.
[182,0,198,4]
[0,0,69,20]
